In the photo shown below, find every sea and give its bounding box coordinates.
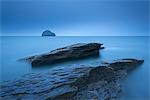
[0,36,149,99]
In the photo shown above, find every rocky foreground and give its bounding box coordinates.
[0,59,144,100]
[22,43,104,66]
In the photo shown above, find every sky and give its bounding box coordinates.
[1,0,149,36]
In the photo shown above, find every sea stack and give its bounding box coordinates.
[42,30,56,36]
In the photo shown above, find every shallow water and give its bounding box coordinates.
[0,36,149,99]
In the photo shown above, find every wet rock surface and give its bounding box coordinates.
[0,59,144,100]
[22,43,104,66]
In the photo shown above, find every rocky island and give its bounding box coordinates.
[42,30,56,36]
[0,59,144,100]
[23,43,104,66]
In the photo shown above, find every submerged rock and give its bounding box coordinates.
[42,30,56,36]
[0,59,144,100]
[23,43,104,66]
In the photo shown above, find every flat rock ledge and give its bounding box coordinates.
[22,43,104,66]
[0,59,144,100]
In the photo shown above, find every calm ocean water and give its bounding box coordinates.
[0,36,149,99]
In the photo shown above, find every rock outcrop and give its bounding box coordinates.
[0,59,144,100]
[42,30,56,36]
[23,43,104,66]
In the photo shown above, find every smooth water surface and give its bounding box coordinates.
[0,36,149,99]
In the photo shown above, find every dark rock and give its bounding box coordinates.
[0,59,144,100]
[42,30,56,36]
[23,43,104,66]
[71,59,144,88]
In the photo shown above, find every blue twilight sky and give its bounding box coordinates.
[1,0,149,36]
